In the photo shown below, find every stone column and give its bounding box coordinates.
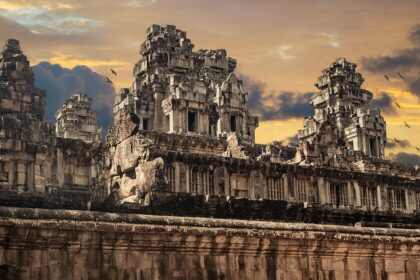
[404,189,411,212]
[174,162,180,192]
[346,181,353,206]
[376,184,383,210]
[353,181,361,206]
[153,89,163,132]
[57,149,64,188]
[317,177,327,204]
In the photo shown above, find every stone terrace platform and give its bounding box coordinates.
[0,207,419,279]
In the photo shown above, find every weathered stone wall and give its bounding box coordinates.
[0,207,418,280]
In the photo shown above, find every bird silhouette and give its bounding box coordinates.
[416,147,420,152]
[105,76,114,85]
[395,102,401,108]
[397,72,404,80]
[384,75,390,81]
[110,69,117,76]
[404,121,410,128]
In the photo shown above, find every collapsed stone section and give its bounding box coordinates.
[115,24,258,142]
[56,93,102,142]
[297,58,386,164]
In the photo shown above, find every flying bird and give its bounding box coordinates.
[397,72,404,80]
[104,76,114,85]
[416,147,420,152]
[395,102,401,108]
[384,75,390,81]
[110,69,117,76]
[404,121,410,128]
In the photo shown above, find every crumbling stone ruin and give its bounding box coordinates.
[0,26,419,280]
[101,25,419,220]
[297,58,387,165]
[56,93,102,142]
[0,29,419,222]
[0,39,53,192]
[0,39,99,201]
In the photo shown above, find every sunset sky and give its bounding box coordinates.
[1,0,419,163]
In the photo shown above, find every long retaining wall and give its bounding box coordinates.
[0,207,419,279]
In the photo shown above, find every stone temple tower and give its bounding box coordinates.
[0,39,52,192]
[298,58,386,159]
[55,93,102,143]
[114,24,259,143]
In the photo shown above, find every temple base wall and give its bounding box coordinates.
[0,207,419,280]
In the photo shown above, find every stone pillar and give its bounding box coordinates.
[224,169,230,196]
[153,89,163,131]
[346,181,353,206]
[353,181,361,206]
[174,162,180,192]
[363,135,369,156]
[376,184,383,209]
[170,110,176,133]
[404,189,411,212]
[185,165,190,193]
[8,161,14,187]
[57,149,64,188]
[317,177,327,204]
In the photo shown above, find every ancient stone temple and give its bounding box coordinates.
[56,93,102,142]
[0,28,419,279]
[103,27,419,216]
[298,58,387,161]
[119,24,258,141]
[0,40,100,196]
[0,39,53,192]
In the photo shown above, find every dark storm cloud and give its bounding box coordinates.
[409,25,420,45]
[361,24,420,99]
[361,48,420,73]
[239,74,314,120]
[32,61,115,138]
[370,92,396,115]
[391,152,420,165]
[386,138,412,149]
[408,78,420,97]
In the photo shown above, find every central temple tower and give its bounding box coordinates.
[114,24,259,142]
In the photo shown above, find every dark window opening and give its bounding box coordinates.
[126,169,136,179]
[188,111,197,132]
[230,115,237,132]
[165,115,170,132]
[287,176,294,198]
[369,138,377,157]
[143,118,149,130]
